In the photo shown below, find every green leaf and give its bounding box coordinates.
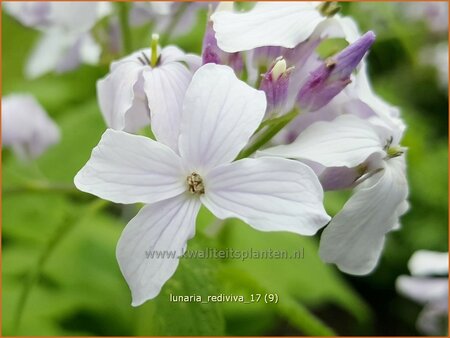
[135,237,226,336]
[219,219,371,330]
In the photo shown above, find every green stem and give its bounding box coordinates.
[14,199,109,334]
[236,109,299,160]
[3,181,82,196]
[117,2,132,55]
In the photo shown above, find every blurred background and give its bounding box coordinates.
[2,2,448,336]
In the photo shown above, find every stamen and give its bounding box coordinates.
[187,172,205,195]
[137,56,146,66]
[141,51,151,65]
[271,58,287,81]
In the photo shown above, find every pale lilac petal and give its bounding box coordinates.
[25,30,74,79]
[143,62,192,152]
[3,2,51,28]
[211,2,324,52]
[259,115,384,168]
[117,194,201,306]
[74,129,186,204]
[47,2,105,33]
[396,276,448,305]
[96,62,147,132]
[319,156,408,275]
[201,157,331,236]
[417,300,448,335]
[78,33,102,65]
[408,251,449,276]
[179,64,266,172]
[2,94,60,159]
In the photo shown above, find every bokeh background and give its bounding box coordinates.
[2,2,448,336]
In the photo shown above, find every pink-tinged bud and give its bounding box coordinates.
[259,57,293,116]
[202,20,243,74]
[297,31,376,112]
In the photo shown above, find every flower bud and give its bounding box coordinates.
[297,31,376,112]
[259,57,293,116]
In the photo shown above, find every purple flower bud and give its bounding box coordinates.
[259,58,293,116]
[202,20,243,74]
[297,31,376,112]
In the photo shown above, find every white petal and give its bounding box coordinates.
[315,15,361,43]
[211,2,324,52]
[319,156,408,275]
[74,129,185,204]
[160,46,201,71]
[396,276,448,305]
[408,251,449,276]
[25,30,73,79]
[143,62,192,152]
[417,299,449,335]
[201,157,330,235]
[48,2,101,33]
[116,194,201,306]
[79,33,101,65]
[96,62,147,131]
[259,114,384,168]
[179,64,266,172]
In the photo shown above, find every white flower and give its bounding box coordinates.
[397,250,448,335]
[26,31,102,79]
[2,94,60,159]
[96,44,201,149]
[211,2,360,53]
[420,42,449,90]
[259,114,409,274]
[75,64,331,305]
[4,1,111,78]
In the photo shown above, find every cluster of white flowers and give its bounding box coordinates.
[3,2,411,307]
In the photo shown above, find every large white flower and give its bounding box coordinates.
[397,250,448,335]
[96,44,201,145]
[211,2,360,53]
[259,114,409,274]
[2,94,60,159]
[4,1,111,78]
[75,64,330,305]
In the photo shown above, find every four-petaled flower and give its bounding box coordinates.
[97,41,201,149]
[260,114,409,274]
[75,64,331,305]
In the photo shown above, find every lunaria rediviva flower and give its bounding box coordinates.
[75,64,331,305]
[259,114,409,275]
[2,94,60,159]
[96,35,201,148]
[3,1,111,78]
[396,250,448,335]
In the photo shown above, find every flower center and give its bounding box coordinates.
[187,172,205,195]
